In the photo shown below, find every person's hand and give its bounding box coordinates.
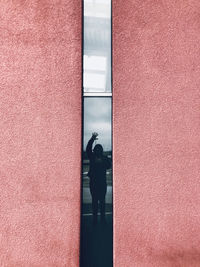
[92,132,98,140]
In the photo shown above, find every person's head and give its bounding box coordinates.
[93,144,103,157]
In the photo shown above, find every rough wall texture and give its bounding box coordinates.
[113,0,200,266]
[0,1,81,266]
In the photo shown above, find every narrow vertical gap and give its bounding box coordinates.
[80,0,113,266]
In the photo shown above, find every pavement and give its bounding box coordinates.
[80,214,113,267]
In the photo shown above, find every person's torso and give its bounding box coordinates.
[88,155,108,184]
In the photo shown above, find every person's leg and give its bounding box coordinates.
[92,195,98,225]
[100,196,106,223]
[90,182,98,225]
[99,185,107,223]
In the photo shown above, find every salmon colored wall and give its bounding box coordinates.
[0,1,81,266]
[113,0,200,266]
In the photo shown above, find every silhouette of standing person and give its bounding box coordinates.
[86,132,111,225]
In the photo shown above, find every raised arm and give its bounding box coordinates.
[86,137,94,159]
[86,132,98,159]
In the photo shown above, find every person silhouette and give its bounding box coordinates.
[86,132,111,225]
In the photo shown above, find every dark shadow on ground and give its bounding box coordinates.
[80,213,113,267]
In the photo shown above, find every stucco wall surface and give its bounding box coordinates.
[113,1,200,266]
[0,1,81,266]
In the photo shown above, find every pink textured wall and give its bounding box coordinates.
[113,1,200,266]
[0,1,81,266]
